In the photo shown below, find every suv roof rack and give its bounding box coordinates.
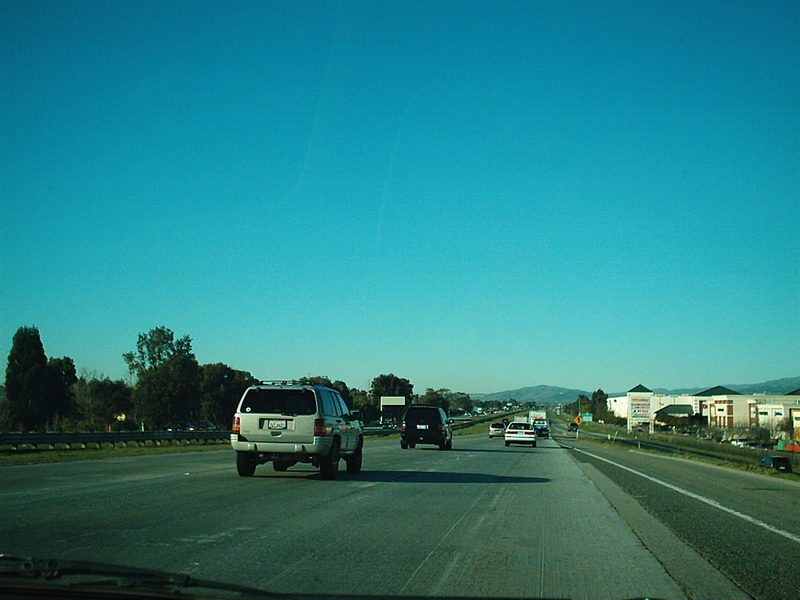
[257,380,303,386]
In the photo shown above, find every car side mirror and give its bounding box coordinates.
[447,418,454,424]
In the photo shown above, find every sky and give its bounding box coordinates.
[1,0,798,395]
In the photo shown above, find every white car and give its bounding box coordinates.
[488,422,506,438]
[504,422,537,447]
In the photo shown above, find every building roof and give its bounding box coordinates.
[695,385,742,396]
[628,384,652,393]
[655,405,694,416]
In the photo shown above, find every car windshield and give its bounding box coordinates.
[1,1,798,599]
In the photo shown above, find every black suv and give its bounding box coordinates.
[400,405,453,450]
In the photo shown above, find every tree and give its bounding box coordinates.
[132,353,201,430]
[778,416,793,438]
[369,374,413,424]
[370,373,414,404]
[448,391,473,415]
[298,376,353,408]
[417,388,450,412]
[350,389,376,422]
[46,356,77,430]
[475,398,502,413]
[5,326,51,430]
[566,394,591,417]
[123,326,193,379]
[200,363,256,427]
[591,389,610,422]
[73,375,132,431]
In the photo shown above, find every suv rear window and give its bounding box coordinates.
[405,407,441,425]
[240,388,317,416]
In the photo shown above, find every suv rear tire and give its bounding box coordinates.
[320,438,340,480]
[345,440,363,474]
[236,452,257,477]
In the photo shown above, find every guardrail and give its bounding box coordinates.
[1,411,522,452]
[0,430,231,451]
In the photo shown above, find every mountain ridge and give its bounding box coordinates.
[471,376,800,404]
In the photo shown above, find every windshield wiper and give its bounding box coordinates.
[0,554,282,597]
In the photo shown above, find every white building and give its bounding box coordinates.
[754,404,789,430]
[607,384,800,434]
[607,394,629,419]
[607,384,701,424]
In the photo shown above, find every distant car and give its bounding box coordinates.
[532,418,549,437]
[166,421,194,431]
[567,422,579,432]
[756,455,792,473]
[381,420,395,429]
[191,420,217,431]
[504,422,537,447]
[488,422,506,438]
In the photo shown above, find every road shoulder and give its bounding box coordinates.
[570,455,751,600]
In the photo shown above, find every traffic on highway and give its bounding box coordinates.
[3,1,797,599]
[3,416,799,599]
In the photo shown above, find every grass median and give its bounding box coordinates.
[0,439,231,466]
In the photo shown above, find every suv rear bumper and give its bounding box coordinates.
[231,436,331,456]
[402,432,448,444]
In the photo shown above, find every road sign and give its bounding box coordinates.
[573,415,582,425]
[581,412,593,423]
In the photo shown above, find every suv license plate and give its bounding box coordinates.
[416,424,428,430]
[268,420,287,430]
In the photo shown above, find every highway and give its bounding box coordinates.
[1,426,798,599]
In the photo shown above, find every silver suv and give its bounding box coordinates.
[231,382,364,479]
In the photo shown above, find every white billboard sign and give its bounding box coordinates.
[628,397,651,431]
[380,396,406,407]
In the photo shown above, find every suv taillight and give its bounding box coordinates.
[232,415,240,434]
[314,418,328,436]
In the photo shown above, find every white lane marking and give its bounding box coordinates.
[573,447,800,547]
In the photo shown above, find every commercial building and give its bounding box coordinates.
[607,384,800,435]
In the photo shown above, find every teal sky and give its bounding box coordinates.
[2,0,798,394]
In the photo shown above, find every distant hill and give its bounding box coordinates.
[471,385,590,404]
[654,376,800,396]
[473,376,800,404]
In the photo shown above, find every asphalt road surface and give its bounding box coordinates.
[554,421,800,600]
[2,427,797,599]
